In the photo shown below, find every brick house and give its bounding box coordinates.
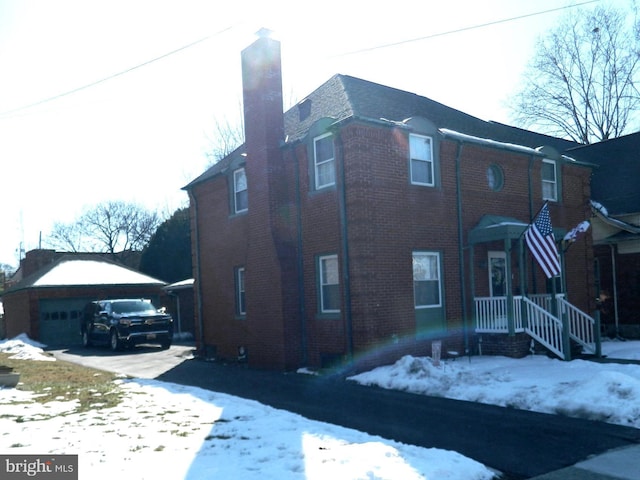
[567,132,640,338]
[184,34,597,371]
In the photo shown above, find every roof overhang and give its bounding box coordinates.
[469,215,529,244]
[469,215,565,245]
[164,278,194,291]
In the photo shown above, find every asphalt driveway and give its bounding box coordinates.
[51,345,640,479]
[51,343,196,379]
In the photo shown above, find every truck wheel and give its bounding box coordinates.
[110,330,122,352]
[82,330,92,348]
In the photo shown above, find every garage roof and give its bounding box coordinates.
[5,256,165,293]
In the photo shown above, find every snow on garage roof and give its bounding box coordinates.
[32,259,165,287]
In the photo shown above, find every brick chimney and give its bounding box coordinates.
[241,31,300,369]
[241,29,285,171]
[21,249,57,277]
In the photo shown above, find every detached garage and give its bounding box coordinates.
[2,250,167,346]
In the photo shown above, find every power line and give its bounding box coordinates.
[1,2,602,118]
[333,0,601,57]
[0,26,233,118]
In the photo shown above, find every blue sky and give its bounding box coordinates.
[0,0,619,268]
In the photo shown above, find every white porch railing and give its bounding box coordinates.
[474,296,523,333]
[520,296,564,359]
[528,293,563,311]
[474,294,597,360]
[558,297,597,355]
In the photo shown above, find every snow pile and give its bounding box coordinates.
[350,341,640,428]
[0,333,55,361]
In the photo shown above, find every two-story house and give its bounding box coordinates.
[568,132,640,339]
[184,33,597,371]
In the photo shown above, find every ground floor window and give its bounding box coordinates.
[413,251,441,308]
[235,266,246,316]
[319,254,340,313]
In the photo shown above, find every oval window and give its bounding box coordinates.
[486,164,504,191]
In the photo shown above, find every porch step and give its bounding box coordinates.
[530,338,583,360]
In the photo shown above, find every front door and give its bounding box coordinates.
[488,251,507,297]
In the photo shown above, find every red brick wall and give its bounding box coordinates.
[191,117,595,369]
[477,332,531,358]
[20,250,57,277]
[190,178,250,361]
[3,290,32,339]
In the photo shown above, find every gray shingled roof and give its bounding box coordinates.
[568,131,640,215]
[185,74,581,189]
[285,75,580,150]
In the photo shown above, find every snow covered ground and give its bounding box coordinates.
[350,341,640,429]
[1,335,639,479]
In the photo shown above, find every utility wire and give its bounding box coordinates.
[333,0,601,57]
[1,1,601,117]
[0,26,233,118]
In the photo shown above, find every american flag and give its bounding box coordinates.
[525,203,561,278]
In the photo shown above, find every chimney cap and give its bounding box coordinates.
[256,27,274,39]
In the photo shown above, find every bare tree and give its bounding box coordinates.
[511,5,640,144]
[48,221,84,252]
[1,263,15,293]
[204,89,298,164]
[46,201,160,255]
[205,101,245,165]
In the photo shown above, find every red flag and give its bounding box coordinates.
[525,203,561,278]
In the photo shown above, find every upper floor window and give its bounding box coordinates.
[234,168,248,213]
[486,164,504,191]
[319,254,340,313]
[410,133,434,186]
[542,159,557,202]
[413,251,441,308]
[314,133,335,189]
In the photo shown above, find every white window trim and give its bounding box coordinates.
[236,267,246,316]
[314,132,335,190]
[413,251,442,309]
[233,168,248,214]
[410,133,435,187]
[542,159,558,202]
[319,254,340,313]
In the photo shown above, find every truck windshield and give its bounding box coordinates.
[111,301,157,314]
